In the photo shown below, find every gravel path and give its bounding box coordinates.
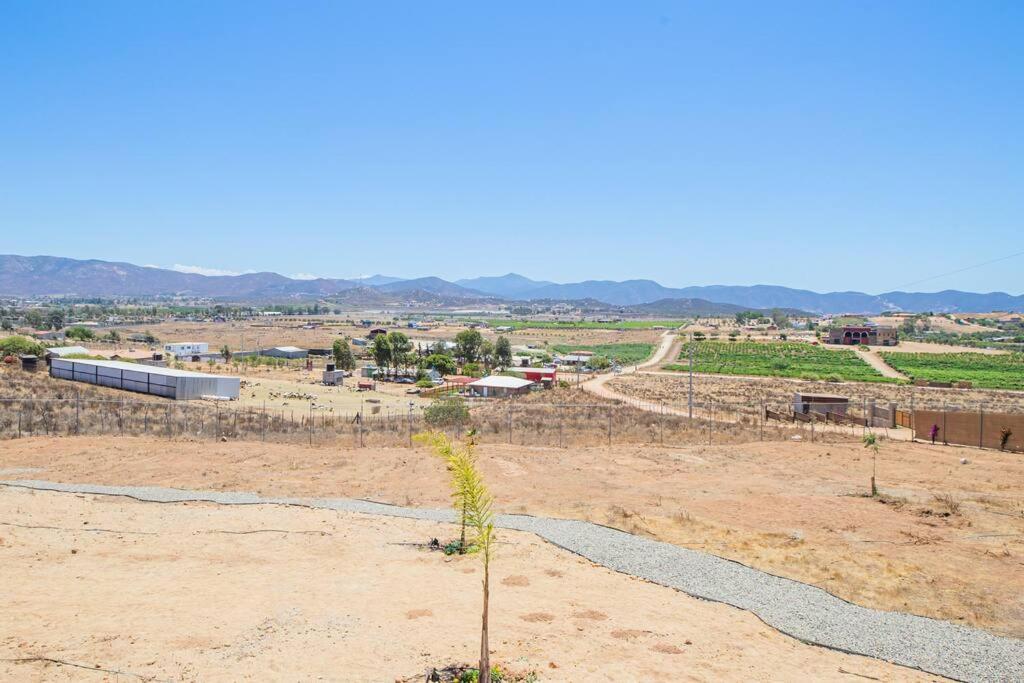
[4,479,1022,682]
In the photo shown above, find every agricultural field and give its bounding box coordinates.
[880,352,1024,391]
[550,342,654,365]
[485,319,686,330]
[663,341,895,383]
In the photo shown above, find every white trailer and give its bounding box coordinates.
[50,358,239,400]
[163,342,209,358]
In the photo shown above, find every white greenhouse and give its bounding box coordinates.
[50,358,240,400]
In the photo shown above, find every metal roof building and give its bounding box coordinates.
[466,375,534,398]
[50,358,240,400]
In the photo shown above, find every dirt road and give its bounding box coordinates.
[854,346,907,380]
[581,331,680,406]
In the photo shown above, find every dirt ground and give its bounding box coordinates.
[3,435,1022,640]
[0,487,941,682]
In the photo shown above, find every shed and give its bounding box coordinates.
[793,392,849,417]
[50,358,240,400]
[262,346,308,359]
[46,346,91,358]
[467,375,534,398]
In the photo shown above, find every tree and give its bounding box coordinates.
[386,331,412,375]
[423,353,456,376]
[106,329,121,343]
[332,338,356,370]
[586,354,611,371]
[220,344,232,362]
[66,326,95,341]
[479,340,495,371]
[495,336,513,369]
[863,433,880,496]
[23,310,44,329]
[455,329,483,363]
[46,309,65,331]
[371,334,392,376]
[692,331,706,341]
[770,308,790,329]
[417,431,497,683]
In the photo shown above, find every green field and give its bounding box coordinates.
[486,319,685,331]
[879,352,1024,391]
[664,341,894,383]
[551,343,654,365]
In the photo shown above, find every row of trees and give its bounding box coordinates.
[337,329,515,379]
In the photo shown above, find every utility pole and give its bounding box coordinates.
[687,340,694,420]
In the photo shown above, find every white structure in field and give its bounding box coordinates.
[50,358,239,400]
[164,342,209,358]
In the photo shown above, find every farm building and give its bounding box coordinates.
[503,366,557,386]
[367,328,388,339]
[467,375,533,398]
[793,392,849,417]
[261,346,308,359]
[826,325,897,346]
[50,358,240,400]
[164,342,209,358]
[558,352,594,366]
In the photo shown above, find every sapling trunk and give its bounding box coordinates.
[480,556,491,683]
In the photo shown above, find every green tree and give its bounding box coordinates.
[770,308,790,329]
[386,331,412,375]
[479,340,495,371]
[220,344,232,362]
[495,336,513,369]
[23,310,44,329]
[332,338,356,370]
[371,334,392,376]
[586,354,611,371]
[66,326,96,341]
[422,396,470,429]
[455,329,483,363]
[423,353,456,376]
[46,309,65,330]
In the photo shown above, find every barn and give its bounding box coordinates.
[262,346,308,359]
[50,358,240,400]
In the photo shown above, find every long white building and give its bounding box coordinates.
[50,358,239,400]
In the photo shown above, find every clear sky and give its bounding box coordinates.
[2,2,1022,293]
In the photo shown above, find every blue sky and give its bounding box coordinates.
[1,2,1022,293]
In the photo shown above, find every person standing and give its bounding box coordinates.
[930,423,940,444]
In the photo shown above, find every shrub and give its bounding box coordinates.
[424,397,470,428]
[0,335,45,358]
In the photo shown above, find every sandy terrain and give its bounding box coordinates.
[0,487,938,682]
[3,435,1022,639]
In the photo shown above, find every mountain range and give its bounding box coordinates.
[1,255,1021,314]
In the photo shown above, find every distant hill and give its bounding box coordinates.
[1,255,1020,313]
[456,273,555,298]
[624,298,751,316]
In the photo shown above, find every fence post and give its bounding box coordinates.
[119,398,124,436]
[942,402,947,445]
[262,401,266,442]
[979,402,984,449]
[166,404,171,440]
[18,407,22,438]
[144,404,149,434]
[507,404,512,445]
[811,413,815,442]
[759,399,764,441]
[308,403,313,447]
[76,394,80,436]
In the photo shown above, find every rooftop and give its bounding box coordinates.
[53,357,237,380]
[468,376,534,389]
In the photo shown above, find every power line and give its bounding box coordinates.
[891,249,1024,291]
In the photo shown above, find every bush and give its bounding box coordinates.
[0,335,45,358]
[424,397,470,428]
[416,377,434,388]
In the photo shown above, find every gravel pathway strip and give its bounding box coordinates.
[3,479,1021,682]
